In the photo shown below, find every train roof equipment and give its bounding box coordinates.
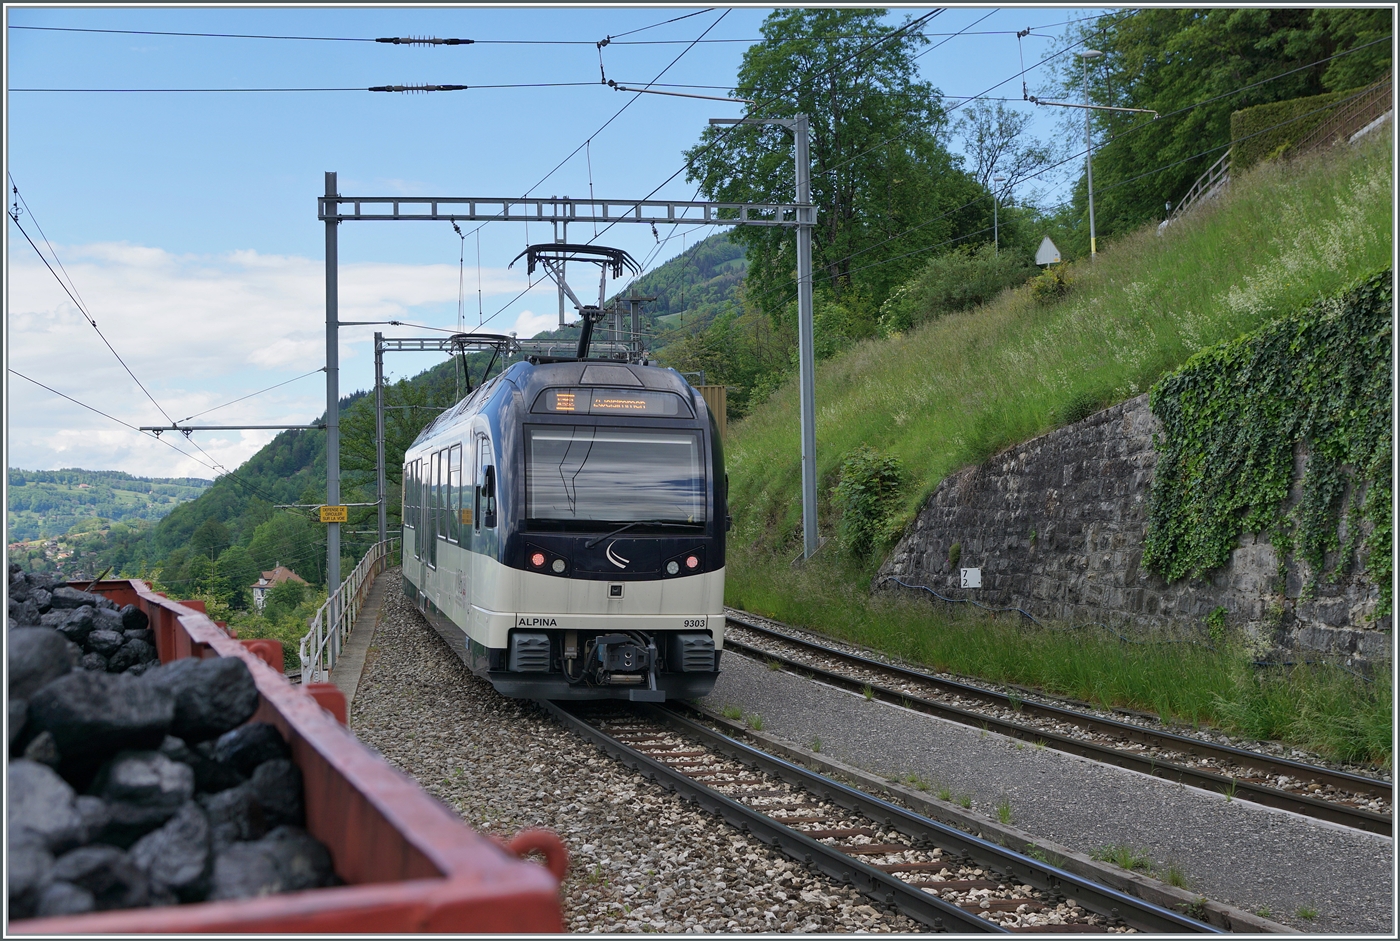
[509,243,641,361]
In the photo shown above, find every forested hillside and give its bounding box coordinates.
[7,468,211,542]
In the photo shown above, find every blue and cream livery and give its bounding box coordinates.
[401,359,726,701]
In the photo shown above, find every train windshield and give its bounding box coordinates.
[525,426,706,529]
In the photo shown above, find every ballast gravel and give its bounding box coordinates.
[350,576,924,933]
[704,652,1394,935]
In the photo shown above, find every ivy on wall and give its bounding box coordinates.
[1143,269,1393,614]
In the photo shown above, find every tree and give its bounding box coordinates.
[1053,8,1392,247]
[263,578,309,621]
[954,100,1060,195]
[685,8,983,333]
[246,513,322,586]
[214,545,260,609]
[189,517,230,561]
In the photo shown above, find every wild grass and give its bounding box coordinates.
[1093,843,1152,872]
[726,135,1392,546]
[722,136,1393,766]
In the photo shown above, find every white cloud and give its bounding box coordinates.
[4,241,545,478]
[510,308,561,338]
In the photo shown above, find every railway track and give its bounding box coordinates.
[724,613,1392,837]
[543,699,1218,934]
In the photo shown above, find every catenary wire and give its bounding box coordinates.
[746,71,1391,317]
[9,15,1099,45]
[444,9,733,281]
[177,367,329,423]
[8,193,177,426]
[10,82,600,93]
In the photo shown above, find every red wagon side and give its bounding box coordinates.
[10,579,567,934]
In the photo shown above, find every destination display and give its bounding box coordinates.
[533,387,692,417]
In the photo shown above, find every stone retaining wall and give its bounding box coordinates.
[876,394,1390,666]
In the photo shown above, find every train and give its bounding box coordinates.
[401,358,727,701]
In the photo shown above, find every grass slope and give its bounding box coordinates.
[723,135,1392,766]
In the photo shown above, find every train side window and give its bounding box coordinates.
[435,450,445,539]
[476,436,496,530]
[448,444,463,543]
[482,465,498,529]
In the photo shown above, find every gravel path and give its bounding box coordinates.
[350,572,924,933]
[703,653,1394,935]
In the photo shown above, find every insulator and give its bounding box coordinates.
[375,36,473,46]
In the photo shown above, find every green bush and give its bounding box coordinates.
[832,446,906,556]
[263,579,309,621]
[1230,87,1359,170]
[1029,265,1073,305]
[878,243,1035,334]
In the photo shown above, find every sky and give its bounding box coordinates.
[5,3,1106,482]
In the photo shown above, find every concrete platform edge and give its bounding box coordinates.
[689,704,1296,935]
[330,568,392,713]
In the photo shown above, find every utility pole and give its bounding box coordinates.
[993,174,1006,256]
[709,114,817,559]
[324,171,341,604]
[374,332,387,547]
[1080,50,1102,258]
[622,287,656,360]
[793,115,818,560]
[1027,51,1156,261]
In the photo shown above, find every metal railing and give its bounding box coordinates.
[1167,147,1231,224]
[1294,72,1392,154]
[300,538,399,685]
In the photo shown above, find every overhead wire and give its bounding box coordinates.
[8,178,178,427]
[177,367,327,423]
[565,10,957,339]
[747,61,1393,318]
[6,368,319,527]
[444,7,732,267]
[11,82,599,93]
[8,14,1101,45]
[735,13,1389,314]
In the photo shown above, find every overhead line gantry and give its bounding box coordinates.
[321,119,818,615]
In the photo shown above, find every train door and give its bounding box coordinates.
[472,433,496,622]
[427,450,441,570]
[418,457,430,590]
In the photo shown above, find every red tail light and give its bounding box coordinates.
[685,555,699,570]
[530,552,546,568]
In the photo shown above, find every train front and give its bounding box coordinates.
[492,362,726,701]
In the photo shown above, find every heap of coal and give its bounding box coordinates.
[8,569,159,676]
[7,563,339,919]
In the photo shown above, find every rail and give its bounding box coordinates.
[300,537,399,685]
[726,614,1391,835]
[544,701,1219,934]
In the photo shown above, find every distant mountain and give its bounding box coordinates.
[7,468,212,543]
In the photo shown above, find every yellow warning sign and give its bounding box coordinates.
[319,505,349,523]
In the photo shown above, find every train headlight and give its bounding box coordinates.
[665,560,680,575]
[530,551,546,568]
[552,558,566,573]
[685,555,699,570]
